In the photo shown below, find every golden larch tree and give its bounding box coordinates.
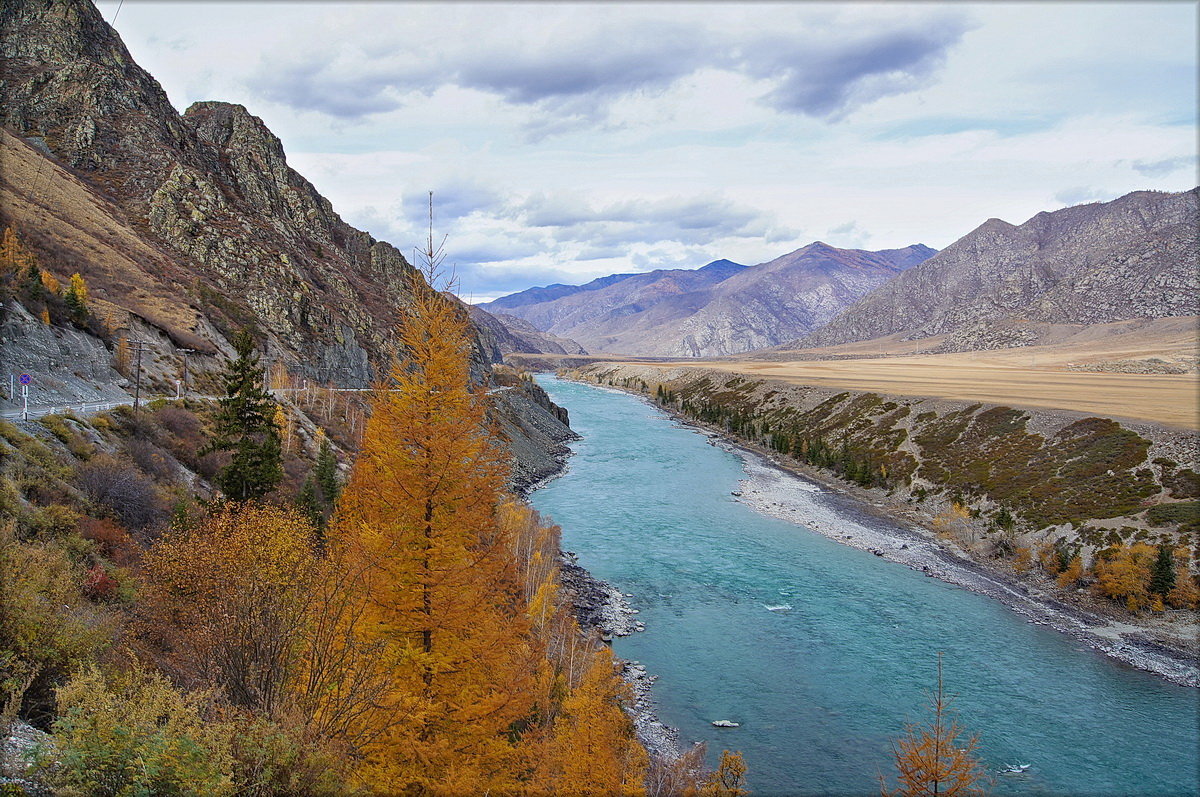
[700,750,749,796]
[882,654,989,797]
[330,275,538,793]
[537,647,649,795]
[1092,543,1155,610]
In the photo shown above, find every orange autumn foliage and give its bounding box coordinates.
[141,503,323,718]
[1056,556,1084,589]
[700,750,748,797]
[537,648,648,795]
[330,281,540,792]
[882,655,989,797]
[1092,543,1155,610]
[322,268,653,792]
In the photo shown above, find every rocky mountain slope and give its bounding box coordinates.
[484,246,934,357]
[467,305,587,356]
[801,189,1199,349]
[1,0,420,382]
[0,0,574,481]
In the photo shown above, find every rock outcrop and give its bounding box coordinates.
[482,245,934,357]
[802,189,1200,348]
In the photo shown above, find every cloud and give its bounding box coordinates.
[454,24,704,106]
[741,16,973,119]
[512,193,785,246]
[244,10,970,130]
[453,262,600,299]
[400,183,505,225]
[827,220,872,248]
[1054,187,1117,206]
[1131,155,1196,178]
[251,58,415,119]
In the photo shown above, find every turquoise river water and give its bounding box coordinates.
[530,376,1199,797]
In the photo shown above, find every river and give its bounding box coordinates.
[530,376,1199,797]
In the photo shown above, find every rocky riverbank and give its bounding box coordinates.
[556,552,684,763]
[724,439,1200,688]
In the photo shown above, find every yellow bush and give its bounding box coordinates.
[40,662,235,796]
[0,526,114,718]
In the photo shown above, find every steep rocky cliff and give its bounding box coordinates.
[483,245,933,357]
[1,0,422,382]
[802,189,1199,349]
[0,0,574,477]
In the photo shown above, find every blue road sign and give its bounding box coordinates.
[19,374,31,386]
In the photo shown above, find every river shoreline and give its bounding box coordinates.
[529,434,687,763]
[556,554,684,762]
[561,375,1199,689]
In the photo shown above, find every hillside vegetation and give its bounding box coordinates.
[572,364,1199,620]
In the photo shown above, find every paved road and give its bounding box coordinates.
[1,386,385,421]
[1,399,138,421]
[0,395,189,421]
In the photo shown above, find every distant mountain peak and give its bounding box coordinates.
[802,187,1200,349]
[480,243,936,357]
[697,258,747,272]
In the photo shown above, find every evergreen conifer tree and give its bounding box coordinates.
[315,437,340,505]
[201,328,282,502]
[1149,543,1176,596]
[64,273,88,324]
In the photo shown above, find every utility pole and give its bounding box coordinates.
[178,348,195,395]
[129,339,150,416]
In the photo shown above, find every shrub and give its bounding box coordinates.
[124,436,177,483]
[81,563,120,602]
[140,505,322,718]
[1145,501,1200,532]
[0,527,115,725]
[73,456,161,531]
[18,503,81,539]
[0,421,24,447]
[224,714,354,796]
[37,663,235,796]
[154,406,203,439]
[37,415,92,460]
[76,516,138,566]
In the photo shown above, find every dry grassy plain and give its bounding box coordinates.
[623,318,1200,429]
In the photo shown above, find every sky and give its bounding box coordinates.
[104,1,1197,302]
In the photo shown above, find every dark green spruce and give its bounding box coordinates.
[1149,543,1176,597]
[201,329,282,502]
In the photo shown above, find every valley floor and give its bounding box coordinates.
[583,316,1199,429]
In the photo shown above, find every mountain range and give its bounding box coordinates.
[485,186,1197,359]
[482,244,936,356]
[801,188,1199,350]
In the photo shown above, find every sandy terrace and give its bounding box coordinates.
[674,357,1195,429]
[582,318,1198,429]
